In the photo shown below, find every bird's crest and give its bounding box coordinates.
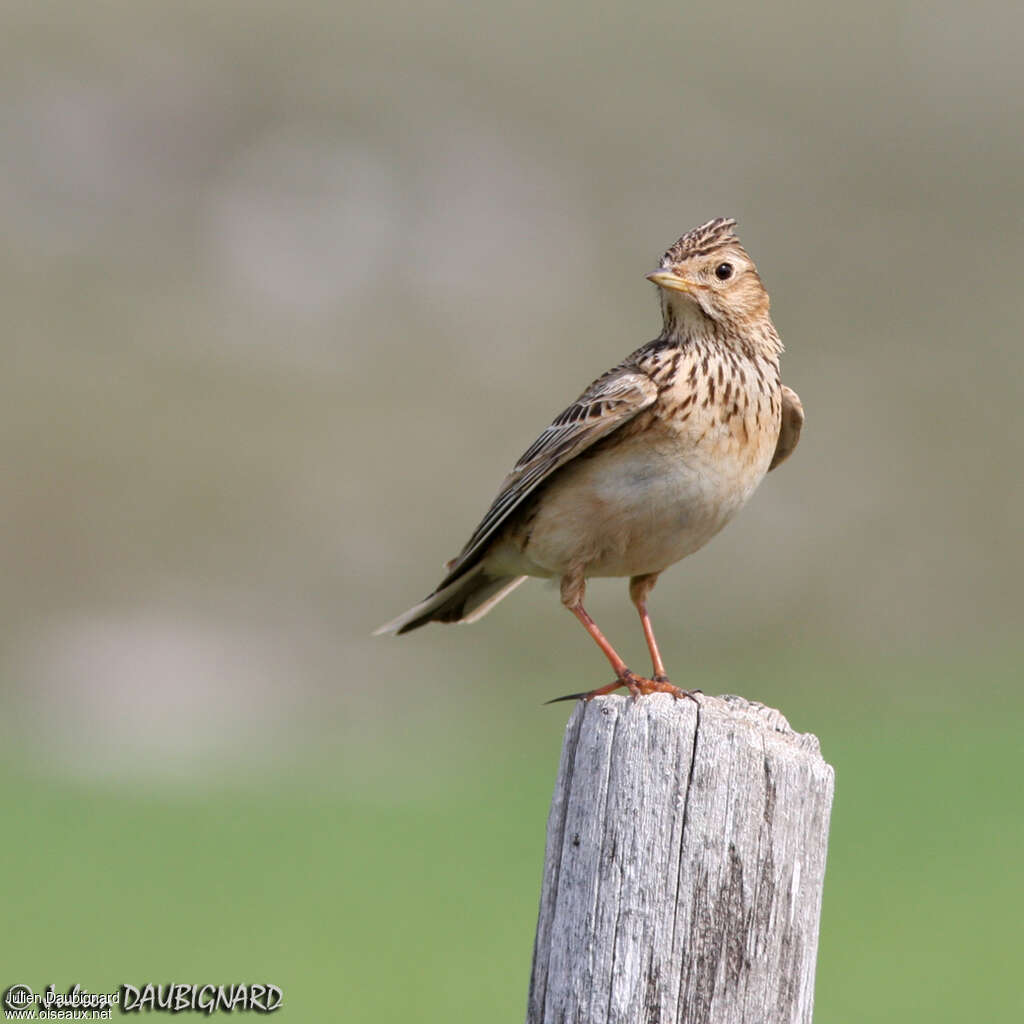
[661,217,739,266]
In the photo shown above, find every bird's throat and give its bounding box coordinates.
[659,292,712,341]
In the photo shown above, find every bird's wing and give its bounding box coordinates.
[769,385,804,471]
[439,366,659,584]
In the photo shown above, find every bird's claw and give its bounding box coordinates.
[544,690,590,705]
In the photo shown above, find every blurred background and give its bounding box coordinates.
[2,0,1022,1019]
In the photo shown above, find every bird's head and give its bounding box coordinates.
[647,218,771,340]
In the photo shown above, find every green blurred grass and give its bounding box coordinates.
[2,659,1022,1021]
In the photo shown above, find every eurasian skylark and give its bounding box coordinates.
[376,218,803,701]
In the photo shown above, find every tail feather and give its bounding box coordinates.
[373,571,528,636]
[457,574,529,624]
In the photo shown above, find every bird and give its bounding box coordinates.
[375,217,803,702]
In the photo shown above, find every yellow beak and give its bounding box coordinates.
[645,269,696,294]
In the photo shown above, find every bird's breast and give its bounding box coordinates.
[494,388,780,580]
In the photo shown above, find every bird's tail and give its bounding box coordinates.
[373,570,528,636]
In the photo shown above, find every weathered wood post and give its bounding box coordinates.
[527,693,834,1024]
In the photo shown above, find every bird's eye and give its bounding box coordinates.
[714,262,733,280]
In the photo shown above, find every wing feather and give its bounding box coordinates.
[769,385,804,471]
[440,367,658,583]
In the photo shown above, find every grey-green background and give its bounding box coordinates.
[3,1,1022,1019]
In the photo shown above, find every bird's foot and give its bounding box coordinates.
[627,673,701,703]
[545,670,701,705]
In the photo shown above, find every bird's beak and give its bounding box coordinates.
[645,269,695,294]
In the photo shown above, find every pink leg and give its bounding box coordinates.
[546,570,699,704]
[630,573,668,681]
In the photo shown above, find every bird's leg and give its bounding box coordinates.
[567,603,635,687]
[629,573,668,680]
[546,571,699,704]
[628,573,701,703]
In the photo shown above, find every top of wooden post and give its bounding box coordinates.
[529,693,834,1024]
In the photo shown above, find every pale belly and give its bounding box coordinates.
[486,422,776,580]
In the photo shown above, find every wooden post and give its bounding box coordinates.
[526,693,834,1024]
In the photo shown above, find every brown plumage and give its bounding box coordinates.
[376,218,803,701]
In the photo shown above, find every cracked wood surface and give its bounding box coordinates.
[526,694,834,1024]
